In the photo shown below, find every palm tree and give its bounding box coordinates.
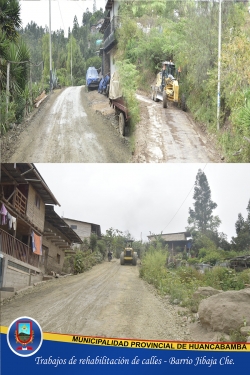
[0,0,31,131]
[0,0,22,42]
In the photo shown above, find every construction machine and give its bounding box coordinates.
[120,240,138,266]
[151,61,186,110]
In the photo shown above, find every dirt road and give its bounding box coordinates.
[1,259,193,341]
[3,87,130,163]
[133,93,220,163]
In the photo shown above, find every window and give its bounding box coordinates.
[35,194,40,209]
[57,254,60,264]
[70,225,77,230]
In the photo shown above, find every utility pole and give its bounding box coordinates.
[71,34,73,85]
[49,0,52,91]
[6,62,10,114]
[217,0,222,131]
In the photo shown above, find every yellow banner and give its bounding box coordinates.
[1,326,249,352]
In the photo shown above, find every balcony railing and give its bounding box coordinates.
[14,188,27,215]
[0,229,39,268]
[103,16,120,50]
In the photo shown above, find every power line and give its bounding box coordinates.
[57,0,65,32]
[161,164,207,233]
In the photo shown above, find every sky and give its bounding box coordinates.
[20,0,107,37]
[35,163,250,243]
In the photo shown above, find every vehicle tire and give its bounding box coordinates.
[181,94,187,111]
[124,119,130,137]
[119,112,125,136]
[106,84,109,97]
[163,90,167,108]
[132,254,137,266]
[120,252,125,265]
[151,87,155,101]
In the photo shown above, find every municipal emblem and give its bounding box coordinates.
[7,316,43,357]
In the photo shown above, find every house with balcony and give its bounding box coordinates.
[99,0,120,76]
[0,163,82,295]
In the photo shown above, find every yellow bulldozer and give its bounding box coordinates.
[120,240,138,266]
[151,61,186,110]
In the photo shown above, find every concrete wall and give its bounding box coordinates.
[26,185,45,232]
[1,253,42,291]
[64,219,91,241]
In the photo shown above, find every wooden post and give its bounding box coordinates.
[29,62,32,113]
[6,62,10,115]
[27,227,31,265]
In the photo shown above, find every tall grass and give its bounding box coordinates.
[140,248,250,311]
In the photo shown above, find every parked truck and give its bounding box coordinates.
[109,71,130,136]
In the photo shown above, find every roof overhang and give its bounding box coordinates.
[1,163,60,206]
[45,206,82,244]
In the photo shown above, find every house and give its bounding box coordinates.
[99,0,120,76]
[43,206,82,274]
[63,218,101,244]
[90,18,105,34]
[0,163,82,295]
[148,232,192,256]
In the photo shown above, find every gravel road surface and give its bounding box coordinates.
[133,93,221,163]
[1,259,193,341]
[3,87,130,163]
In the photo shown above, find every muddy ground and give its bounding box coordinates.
[1,87,131,163]
[1,259,222,342]
[133,91,222,163]
[1,87,222,163]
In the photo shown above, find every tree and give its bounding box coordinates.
[0,0,21,41]
[187,169,221,234]
[232,199,250,251]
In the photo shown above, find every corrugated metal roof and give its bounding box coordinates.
[45,206,82,244]
[148,232,191,242]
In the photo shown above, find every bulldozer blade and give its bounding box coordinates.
[156,92,163,101]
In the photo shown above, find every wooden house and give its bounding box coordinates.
[0,163,82,295]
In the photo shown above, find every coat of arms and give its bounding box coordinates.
[15,320,34,350]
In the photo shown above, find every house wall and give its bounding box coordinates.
[64,219,91,240]
[111,0,119,18]
[26,185,45,232]
[42,222,67,274]
[1,253,42,291]
[102,50,110,75]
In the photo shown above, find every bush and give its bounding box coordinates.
[203,267,248,291]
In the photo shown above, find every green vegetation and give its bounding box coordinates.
[139,169,250,313]
[62,228,144,275]
[1,2,105,133]
[115,1,250,161]
[0,0,30,133]
[139,246,250,312]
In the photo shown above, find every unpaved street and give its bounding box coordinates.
[133,94,220,163]
[1,260,192,341]
[2,87,221,163]
[4,87,130,163]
